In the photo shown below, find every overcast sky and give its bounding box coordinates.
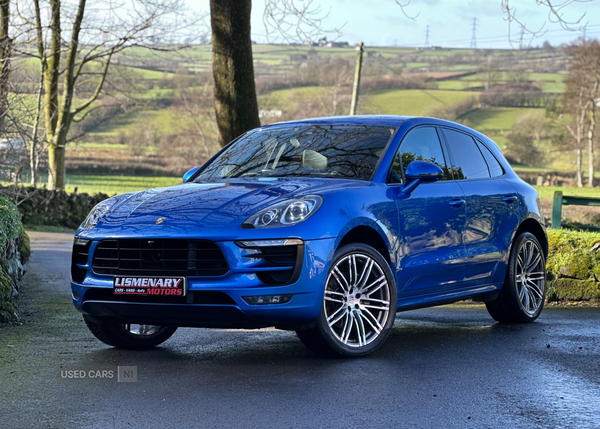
[188,0,599,49]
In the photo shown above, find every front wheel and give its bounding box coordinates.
[486,232,546,323]
[296,243,397,358]
[84,316,177,349]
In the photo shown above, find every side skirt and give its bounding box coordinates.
[396,284,502,313]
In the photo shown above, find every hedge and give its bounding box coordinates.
[0,197,30,323]
[546,229,600,302]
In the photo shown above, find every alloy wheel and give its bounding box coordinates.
[323,253,391,348]
[515,238,545,317]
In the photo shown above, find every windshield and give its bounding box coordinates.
[194,125,396,182]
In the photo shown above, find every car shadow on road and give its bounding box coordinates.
[74,307,551,375]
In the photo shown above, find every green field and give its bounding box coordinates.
[463,107,541,133]
[363,89,479,116]
[91,108,180,138]
[533,186,600,203]
[2,174,181,195]
[63,175,181,195]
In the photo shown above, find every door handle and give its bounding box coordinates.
[502,195,518,203]
[449,199,465,207]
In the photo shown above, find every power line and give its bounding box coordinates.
[470,17,477,49]
[420,23,600,47]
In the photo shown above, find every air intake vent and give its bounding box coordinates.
[92,239,229,277]
[72,240,91,283]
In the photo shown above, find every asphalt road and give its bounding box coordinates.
[1,232,599,429]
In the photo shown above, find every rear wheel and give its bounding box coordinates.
[296,243,397,358]
[84,316,177,349]
[486,232,546,323]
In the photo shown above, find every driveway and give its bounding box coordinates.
[1,231,599,428]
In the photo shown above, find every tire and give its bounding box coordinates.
[296,243,397,358]
[486,232,546,323]
[84,316,177,350]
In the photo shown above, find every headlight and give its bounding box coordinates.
[80,199,117,230]
[242,195,323,229]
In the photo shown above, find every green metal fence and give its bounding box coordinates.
[551,191,600,230]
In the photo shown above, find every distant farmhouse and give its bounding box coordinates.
[303,38,349,48]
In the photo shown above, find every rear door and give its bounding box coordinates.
[388,126,468,297]
[440,128,520,287]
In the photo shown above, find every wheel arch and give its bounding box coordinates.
[336,225,392,268]
[513,218,548,257]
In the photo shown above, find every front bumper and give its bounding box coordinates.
[72,238,336,329]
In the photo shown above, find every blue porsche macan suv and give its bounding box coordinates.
[72,116,547,357]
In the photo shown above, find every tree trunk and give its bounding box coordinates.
[210,0,260,147]
[42,0,62,189]
[589,107,596,188]
[576,148,583,187]
[48,143,66,189]
[0,0,11,132]
[44,0,87,190]
[30,73,44,187]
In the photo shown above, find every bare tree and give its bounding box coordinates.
[210,0,351,147]
[210,0,260,148]
[0,0,10,132]
[567,40,600,188]
[561,39,600,187]
[479,58,502,90]
[12,0,201,189]
[3,63,46,186]
[317,59,353,116]
[501,0,590,48]
[262,0,344,44]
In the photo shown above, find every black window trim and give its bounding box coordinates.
[474,138,506,178]
[386,125,453,186]
[438,126,501,182]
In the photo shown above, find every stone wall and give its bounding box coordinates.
[0,197,30,323]
[0,186,109,229]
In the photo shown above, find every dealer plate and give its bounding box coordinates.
[113,276,187,297]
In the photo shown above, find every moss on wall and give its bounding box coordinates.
[0,197,29,324]
[546,229,600,302]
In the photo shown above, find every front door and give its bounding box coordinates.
[388,126,468,297]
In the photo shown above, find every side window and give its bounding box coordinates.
[477,141,504,177]
[443,129,490,180]
[389,127,451,183]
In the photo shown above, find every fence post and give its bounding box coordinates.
[551,191,563,229]
[349,42,364,116]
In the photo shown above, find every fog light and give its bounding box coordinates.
[72,290,81,300]
[74,238,90,246]
[243,294,293,305]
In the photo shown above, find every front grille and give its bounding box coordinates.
[91,239,229,277]
[83,288,236,305]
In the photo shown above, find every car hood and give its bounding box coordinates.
[91,178,366,236]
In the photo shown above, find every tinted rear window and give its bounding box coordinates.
[443,129,490,180]
[477,141,504,177]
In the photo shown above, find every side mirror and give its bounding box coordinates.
[182,166,201,183]
[401,160,443,194]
